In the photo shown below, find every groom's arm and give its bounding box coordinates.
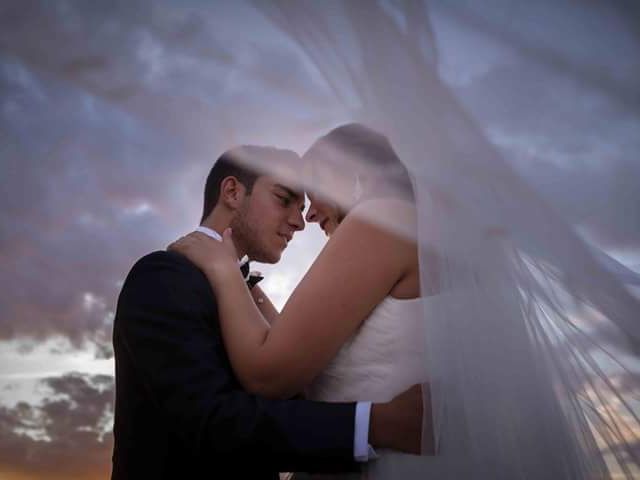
[115,251,357,472]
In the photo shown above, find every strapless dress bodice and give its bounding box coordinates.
[307,296,428,403]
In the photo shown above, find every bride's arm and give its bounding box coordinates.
[176,202,414,398]
[250,284,280,325]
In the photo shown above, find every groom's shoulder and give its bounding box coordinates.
[134,249,190,268]
[118,251,210,306]
[126,250,201,283]
[130,249,187,269]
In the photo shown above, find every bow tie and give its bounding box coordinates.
[239,259,263,289]
[239,259,250,279]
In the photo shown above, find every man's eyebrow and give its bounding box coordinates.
[274,183,306,210]
[274,184,304,200]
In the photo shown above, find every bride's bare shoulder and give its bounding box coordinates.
[349,197,417,243]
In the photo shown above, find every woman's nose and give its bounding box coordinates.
[305,205,318,223]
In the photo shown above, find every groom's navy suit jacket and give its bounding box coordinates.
[111,251,357,479]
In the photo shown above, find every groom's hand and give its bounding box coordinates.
[369,383,434,455]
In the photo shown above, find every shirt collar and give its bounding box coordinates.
[195,225,222,241]
[195,226,249,267]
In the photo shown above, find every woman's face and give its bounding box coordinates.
[303,158,355,237]
[305,192,343,237]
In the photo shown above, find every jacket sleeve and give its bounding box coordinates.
[114,251,357,473]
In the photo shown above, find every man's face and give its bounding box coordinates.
[231,175,306,263]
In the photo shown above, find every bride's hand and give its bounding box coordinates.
[168,228,238,278]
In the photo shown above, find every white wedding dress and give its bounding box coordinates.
[253,3,640,477]
[307,296,443,479]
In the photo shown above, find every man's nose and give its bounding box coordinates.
[289,208,305,231]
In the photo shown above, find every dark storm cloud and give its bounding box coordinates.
[0,372,113,479]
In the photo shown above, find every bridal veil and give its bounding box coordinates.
[249,2,640,478]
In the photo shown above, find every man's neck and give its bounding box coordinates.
[200,215,246,259]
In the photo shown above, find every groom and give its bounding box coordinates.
[111,145,423,479]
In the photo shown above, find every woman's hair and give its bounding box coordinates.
[303,123,414,203]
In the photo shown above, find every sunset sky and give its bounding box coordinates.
[1,1,639,478]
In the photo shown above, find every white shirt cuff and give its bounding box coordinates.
[354,401,378,462]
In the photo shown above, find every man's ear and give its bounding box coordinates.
[219,176,247,210]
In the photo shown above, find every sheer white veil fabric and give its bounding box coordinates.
[252,1,640,478]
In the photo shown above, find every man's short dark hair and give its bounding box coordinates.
[200,145,300,223]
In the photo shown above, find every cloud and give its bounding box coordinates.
[0,24,202,346]
[487,114,640,250]
[448,8,640,250]
[0,372,113,480]
[436,0,640,103]
[0,0,341,348]
[0,2,638,478]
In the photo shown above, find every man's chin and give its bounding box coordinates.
[252,250,282,264]
[267,251,283,264]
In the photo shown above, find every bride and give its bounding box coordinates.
[171,123,437,478]
[174,3,640,478]
[172,121,640,479]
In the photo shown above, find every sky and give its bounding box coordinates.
[0,1,639,478]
